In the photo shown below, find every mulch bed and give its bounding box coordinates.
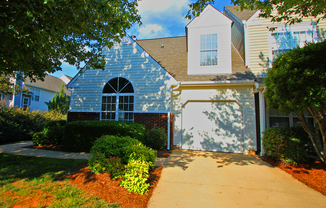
[262,157,326,196]
[24,144,170,207]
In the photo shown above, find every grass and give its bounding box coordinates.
[0,153,119,208]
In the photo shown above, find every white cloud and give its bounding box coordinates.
[128,0,191,39]
[137,24,171,39]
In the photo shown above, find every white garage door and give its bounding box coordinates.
[181,101,244,153]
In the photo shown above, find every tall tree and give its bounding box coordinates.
[48,84,70,114]
[264,40,326,163]
[0,0,141,81]
[187,0,326,24]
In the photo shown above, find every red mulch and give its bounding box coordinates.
[262,157,326,196]
[67,163,163,208]
[20,144,170,207]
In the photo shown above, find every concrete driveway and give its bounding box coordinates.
[148,150,326,208]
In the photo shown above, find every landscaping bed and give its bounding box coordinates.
[262,157,326,196]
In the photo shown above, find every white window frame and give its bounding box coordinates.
[200,34,218,66]
[22,97,30,109]
[101,77,134,122]
[31,89,40,102]
[268,22,318,62]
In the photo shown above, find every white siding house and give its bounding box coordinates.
[67,4,257,154]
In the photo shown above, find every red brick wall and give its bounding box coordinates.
[67,112,100,122]
[67,111,174,149]
[134,113,173,150]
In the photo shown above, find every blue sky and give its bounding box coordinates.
[51,0,233,78]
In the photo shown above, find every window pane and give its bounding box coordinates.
[212,50,217,65]
[109,78,118,91]
[130,96,134,103]
[200,51,206,66]
[120,82,134,93]
[102,104,106,111]
[270,117,289,127]
[119,104,123,111]
[129,104,133,111]
[102,97,107,103]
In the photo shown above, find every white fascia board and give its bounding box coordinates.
[178,80,255,86]
[247,10,263,26]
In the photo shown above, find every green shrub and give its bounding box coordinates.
[32,120,66,146]
[263,127,308,165]
[62,120,146,152]
[88,135,157,195]
[90,135,140,162]
[120,156,151,195]
[0,102,66,144]
[144,128,167,150]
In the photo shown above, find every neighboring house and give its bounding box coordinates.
[223,6,326,138]
[3,74,72,111]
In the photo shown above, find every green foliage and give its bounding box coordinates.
[186,1,326,24]
[62,120,146,152]
[0,0,141,80]
[48,84,70,114]
[144,128,168,150]
[88,135,156,195]
[264,40,326,163]
[263,127,308,165]
[32,120,66,146]
[120,157,151,195]
[0,102,66,144]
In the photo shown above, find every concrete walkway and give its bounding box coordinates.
[0,141,91,159]
[0,141,168,166]
[148,150,326,208]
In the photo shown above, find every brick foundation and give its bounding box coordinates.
[67,112,100,122]
[67,111,174,150]
[134,113,173,150]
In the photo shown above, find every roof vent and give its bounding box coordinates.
[131,35,136,40]
[161,44,164,48]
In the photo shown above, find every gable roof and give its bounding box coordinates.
[136,36,254,82]
[225,5,258,21]
[24,75,71,95]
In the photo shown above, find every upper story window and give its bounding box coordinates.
[32,89,40,101]
[200,34,218,66]
[269,24,317,61]
[101,77,134,122]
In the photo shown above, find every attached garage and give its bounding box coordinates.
[181,100,244,153]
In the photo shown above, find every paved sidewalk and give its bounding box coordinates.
[0,141,168,166]
[0,141,91,159]
[148,150,326,208]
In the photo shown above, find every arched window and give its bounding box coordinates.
[101,77,134,122]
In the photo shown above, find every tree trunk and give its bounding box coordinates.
[294,111,325,163]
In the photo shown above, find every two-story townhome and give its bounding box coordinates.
[67,5,258,154]
[2,74,71,111]
[224,6,326,146]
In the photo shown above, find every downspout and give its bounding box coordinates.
[169,82,181,150]
[243,20,250,68]
[167,112,171,150]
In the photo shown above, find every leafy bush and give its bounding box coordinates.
[0,102,66,144]
[144,128,167,150]
[62,120,146,152]
[120,156,151,195]
[32,120,66,146]
[263,127,308,165]
[88,135,157,195]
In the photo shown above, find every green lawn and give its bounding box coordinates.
[0,153,118,208]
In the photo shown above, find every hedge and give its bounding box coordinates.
[262,126,309,165]
[0,102,66,144]
[62,120,146,152]
[32,120,66,146]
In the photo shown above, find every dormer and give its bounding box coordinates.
[186,5,233,75]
